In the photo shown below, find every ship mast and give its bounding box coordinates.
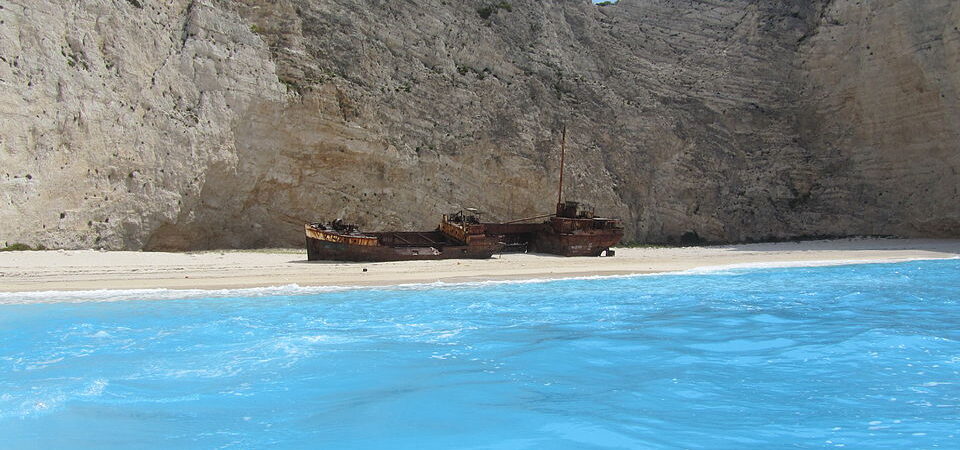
[557,125,566,209]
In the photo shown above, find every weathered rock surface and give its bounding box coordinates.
[799,0,960,238]
[0,0,957,250]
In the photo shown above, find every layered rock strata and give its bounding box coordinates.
[0,0,957,250]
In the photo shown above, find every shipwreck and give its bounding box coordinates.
[305,128,624,261]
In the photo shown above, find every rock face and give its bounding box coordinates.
[0,0,957,250]
[799,0,960,238]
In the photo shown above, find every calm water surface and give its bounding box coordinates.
[1,259,959,448]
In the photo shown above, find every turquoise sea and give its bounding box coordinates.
[1,259,958,448]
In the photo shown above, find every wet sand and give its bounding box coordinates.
[1,238,958,298]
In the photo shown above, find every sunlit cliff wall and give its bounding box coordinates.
[1,0,957,249]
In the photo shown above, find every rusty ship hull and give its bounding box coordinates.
[306,201,623,262]
[305,222,503,262]
[484,214,624,257]
[528,228,624,256]
[533,213,624,256]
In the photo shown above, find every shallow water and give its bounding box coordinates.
[1,259,958,448]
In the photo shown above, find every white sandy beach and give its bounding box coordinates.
[1,238,958,297]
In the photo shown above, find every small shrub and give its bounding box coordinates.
[477,6,494,19]
[477,2,512,20]
[455,65,490,80]
[1,243,38,251]
[596,1,618,6]
[279,78,301,93]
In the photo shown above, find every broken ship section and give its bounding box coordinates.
[485,201,624,257]
[305,214,504,262]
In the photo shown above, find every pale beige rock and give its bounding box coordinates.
[799,0,960,238]
[0,0,957,250]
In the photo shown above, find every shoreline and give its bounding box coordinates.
[1,238,959,302]
[0,255,954,305]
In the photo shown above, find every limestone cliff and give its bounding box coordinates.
[799,0,960,238]
[0,0,957,250]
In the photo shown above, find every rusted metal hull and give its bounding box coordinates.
[533,216,624,256]
[482,218,623,257]
[529,230,624,256]
[305,200,623,261]
[305,225,502,262]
